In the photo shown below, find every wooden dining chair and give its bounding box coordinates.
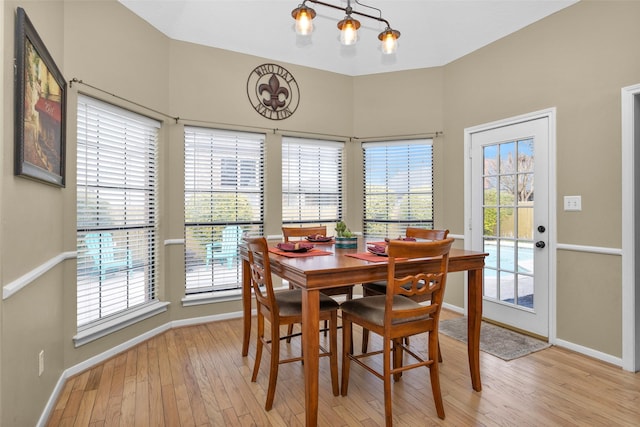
[361,228,450,353]
[282,225,354,341]
[341,238,455,425]
[246,236,340,410]
[282,225,328,242]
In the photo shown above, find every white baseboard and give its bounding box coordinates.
[554,338,622,367]
[442,302,464,314]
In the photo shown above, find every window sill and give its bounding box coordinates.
[73,301,170,347]
[182,289,242,306]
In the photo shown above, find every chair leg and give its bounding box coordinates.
[286,283,296,343]
[383,338,393,427]
[329,311,339,396]
[361,327,370,353]
[359,287,371,353]
[340,318,353,396]
[286,324,295,343]
[392,338,403,382]
[251,313,264,383]
[429,331,445,419]
[265,319,281,410]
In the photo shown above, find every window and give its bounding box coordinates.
[184,127,264,295]
[282,137,343,228]
[362,139,434,238]
[76,95,160,329]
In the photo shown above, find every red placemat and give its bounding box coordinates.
[345,252,389,262]
[268,247,333,258]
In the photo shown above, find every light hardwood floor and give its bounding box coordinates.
[47,310,640,426]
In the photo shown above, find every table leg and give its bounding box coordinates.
[467,268,483,391]
[242,257,251,357]
[302,288,320,427]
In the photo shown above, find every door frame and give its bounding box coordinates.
[463,108,557,344]
[621,83,640,372]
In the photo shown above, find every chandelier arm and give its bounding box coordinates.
[354,0,384,21]
[306,0,391,28]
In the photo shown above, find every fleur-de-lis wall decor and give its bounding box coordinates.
[247,64,300,120]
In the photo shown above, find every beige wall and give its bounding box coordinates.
[441,0,640,358]
[557,251,622,352]
[1,0,638,424]
[2,2,67,425]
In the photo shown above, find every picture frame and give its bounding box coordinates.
[14,7,67,187]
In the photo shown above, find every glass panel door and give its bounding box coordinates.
[471,117,549,337]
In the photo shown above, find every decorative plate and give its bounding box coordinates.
[306,235,334,242]
[384,236,417,242]
[367,244,388,256]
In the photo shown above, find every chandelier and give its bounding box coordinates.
[291,0,401,54]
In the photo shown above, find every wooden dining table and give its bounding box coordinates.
[240,239,488,426]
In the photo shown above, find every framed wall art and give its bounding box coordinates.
[14,7,67,187]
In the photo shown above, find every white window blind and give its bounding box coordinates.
[362,139,434,239]
[76,95,160,328]
[184,127,264,294]
[282,137,343,228]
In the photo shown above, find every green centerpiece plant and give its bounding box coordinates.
[335,221,357,248]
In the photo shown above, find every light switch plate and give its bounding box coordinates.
[564,195,582,211]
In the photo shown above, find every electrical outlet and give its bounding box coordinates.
[564,195,582,211]
[38,350,44,376]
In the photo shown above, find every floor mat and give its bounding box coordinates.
[439,317,550,361]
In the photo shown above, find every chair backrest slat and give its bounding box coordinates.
[246,237,277,313]
[385,238,455,326]
[282,226,327,242]
[405,227,450,241]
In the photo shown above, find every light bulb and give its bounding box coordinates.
[339,18,359,46]
[295,9,313,35]
[291,5,315,36]
[378,28,400,54]
[381,32,397,54]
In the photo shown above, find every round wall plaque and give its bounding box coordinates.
[247,63,300,120]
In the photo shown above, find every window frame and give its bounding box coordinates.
[74,94,167,346]
[362,139,434,239]
[183,126,265,300]
[281,136,344,229]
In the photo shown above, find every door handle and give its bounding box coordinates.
[535,241,546,249]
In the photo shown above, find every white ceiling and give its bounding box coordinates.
[119,0,578,76]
